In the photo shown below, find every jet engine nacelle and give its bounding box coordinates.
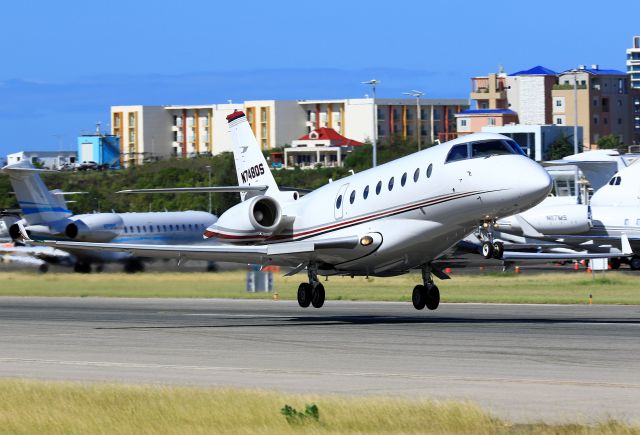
[214,196,283,237]
[65,214,124,242]
[500,204,590,235]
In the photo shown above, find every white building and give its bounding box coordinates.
[627,36,640,89]
[505,66,558,125]
[481,124,582,161]
[6,151,77,169]
[285,128,364,168]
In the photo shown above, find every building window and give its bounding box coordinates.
[594,116,599,125]
[460,119,467,127]
[488,118,496,126]
[618,118,623,125]
[556,118,563,125]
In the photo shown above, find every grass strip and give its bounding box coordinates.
[0,380,637,435]
[0,271,638,305]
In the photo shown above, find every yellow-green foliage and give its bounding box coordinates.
[0,380,637,435]
[0,271,638,305]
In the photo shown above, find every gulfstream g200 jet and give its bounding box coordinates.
[34,111,552,309]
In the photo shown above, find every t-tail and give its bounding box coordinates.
[1,161,72,225]
[227,111,280,199]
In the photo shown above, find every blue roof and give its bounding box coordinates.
[509,65,557,76]
[458,109,517,115]
[560,68,626,75]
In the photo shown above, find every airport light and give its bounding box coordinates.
[569,69,582,204]
[361,79,380,167]
[402,90,425,150]
[205,165,212,214]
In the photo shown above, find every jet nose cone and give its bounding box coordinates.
[523,161,553,206]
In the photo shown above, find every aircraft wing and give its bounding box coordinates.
[501,234,633,261]
[117,186,268,194]
[34,236,361,267]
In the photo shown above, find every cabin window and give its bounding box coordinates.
[427,163,433,178]
[124,227,128,233]
[350,190,356,204]
[616,177,622,185]
[376,181,382,195]
[625,219,630,226]
[188,224,193,230]
[169,225,174,231]
[401,172,407,187]
[182,224,187,231]
[388,177,395,191]
[413,168,420,182]
[336,195,343,209]
[163,225,167,231]
[363,185,369,199]
[129,226,134,233]
[136,226,141,232]
[445,144,468,163]
[142,226,147,232]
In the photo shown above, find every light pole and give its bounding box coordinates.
[403,90,425,150]
[205,165,212,214]
[362,79,380,167]
[570,69,582,204]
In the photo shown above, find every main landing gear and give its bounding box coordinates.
[412,264,440,311]
[478,219,504,260]
[297,264,325,309]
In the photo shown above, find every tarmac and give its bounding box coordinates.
[1,297,639,423]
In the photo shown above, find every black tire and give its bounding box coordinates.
[311,283,325,308]
[609,258,621,270]
[426,284,440,310]
[206,261,219,272]
[74,262,91,273]
[481,242,494,259]
[412,285,426,310]
[38,263,49,273]
[297,283,312,308]
[630,256,640,271]
[492,242,504,259]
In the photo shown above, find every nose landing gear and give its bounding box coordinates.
[297,264,325,308]
[478,219,504,259]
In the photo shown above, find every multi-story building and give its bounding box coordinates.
[111,97,468,167]
[627,36,640,89]
[552,66,634,149]
[469,73,507,110]
[298,98,468,145]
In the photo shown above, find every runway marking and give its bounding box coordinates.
[1,357,639,390]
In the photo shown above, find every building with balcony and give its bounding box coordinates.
[298,98,468,145]
[552,66,634,149]
[285,128,364,168]
[627,36,640,89]
[470,73,507,110]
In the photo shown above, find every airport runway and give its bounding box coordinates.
[0,297,639,423]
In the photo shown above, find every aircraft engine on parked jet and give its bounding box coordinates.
[65,214,124,242]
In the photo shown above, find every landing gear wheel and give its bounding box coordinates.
[297,283,312,308]
[311,283,325,308]
[630,256,640,271]
[412,285,426,310]
[492,242,504,260]
[425,284,440,310]
[609,258,621,270]
[481,242,494,259]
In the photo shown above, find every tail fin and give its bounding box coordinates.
[1,162,72,225]
[227,111,279,197]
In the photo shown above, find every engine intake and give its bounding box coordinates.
[250,197,281,232]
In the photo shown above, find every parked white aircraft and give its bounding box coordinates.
[31,111,552,309]
[494,158,640,267]
[3,162,218,272]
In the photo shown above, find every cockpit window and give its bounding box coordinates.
[471,140,515,158]
[445,144,469,163]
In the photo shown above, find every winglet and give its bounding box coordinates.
[515,214,544,238]
[621,233,632,256]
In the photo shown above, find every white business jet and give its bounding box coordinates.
[494,159,640,266]
[31,111,552,310]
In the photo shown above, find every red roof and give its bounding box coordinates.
[296,128,364,147]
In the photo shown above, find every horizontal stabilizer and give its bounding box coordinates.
[514,214,544,238]
[117,186,268,194]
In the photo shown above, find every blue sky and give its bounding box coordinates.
[1,0,638,157]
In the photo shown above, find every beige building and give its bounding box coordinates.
[552,66,634,149]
